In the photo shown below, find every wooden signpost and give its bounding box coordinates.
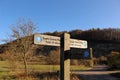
[34,34,87,48]
[34,33,88,80]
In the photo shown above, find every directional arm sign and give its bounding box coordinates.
[34,34,60,46]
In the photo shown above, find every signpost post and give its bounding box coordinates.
[60,33,70,80]
[34,33,88,80]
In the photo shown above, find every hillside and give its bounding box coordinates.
[44,28,120,56]
[0,28,120,65]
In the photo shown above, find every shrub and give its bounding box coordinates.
[71,60,79,65]
[46,49,60,65]
[107,51,120,70]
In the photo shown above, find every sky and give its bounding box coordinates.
[0,0,120,44]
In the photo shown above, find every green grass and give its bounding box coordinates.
[0,71,8,77]
[0,61,9,68]
[28,65,88,71]
[71,65,89,70]
[0,61,12,79]
[0,61,88,71]
[0,61,88,79]
[28,64,59,71]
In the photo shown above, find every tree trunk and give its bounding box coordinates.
[23,54,28,77]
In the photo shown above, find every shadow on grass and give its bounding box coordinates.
[0,71,84,80]
[110,72,120,78]
[29,71,84,80]
[30,72,59,80]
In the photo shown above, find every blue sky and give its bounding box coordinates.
[0,0,120,44]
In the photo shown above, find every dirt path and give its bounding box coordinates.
[72,65,120,80]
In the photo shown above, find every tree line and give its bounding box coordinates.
[45,28,120,43]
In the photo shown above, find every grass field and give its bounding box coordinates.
[0,61,88,71]
[0,61,88,80]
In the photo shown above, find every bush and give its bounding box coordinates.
[107,51,120,70]
[46,49,60,65]
[71,60,79,65]
[0,53,8,61]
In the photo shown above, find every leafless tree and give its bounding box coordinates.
[5,18,37,76]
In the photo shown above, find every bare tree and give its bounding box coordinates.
[5,18,37,76]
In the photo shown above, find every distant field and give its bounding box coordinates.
[0,61,88,80]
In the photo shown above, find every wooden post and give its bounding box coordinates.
[90,48,94,67]
[60,33,70,80]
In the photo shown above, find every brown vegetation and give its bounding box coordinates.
[107,51,120,70]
